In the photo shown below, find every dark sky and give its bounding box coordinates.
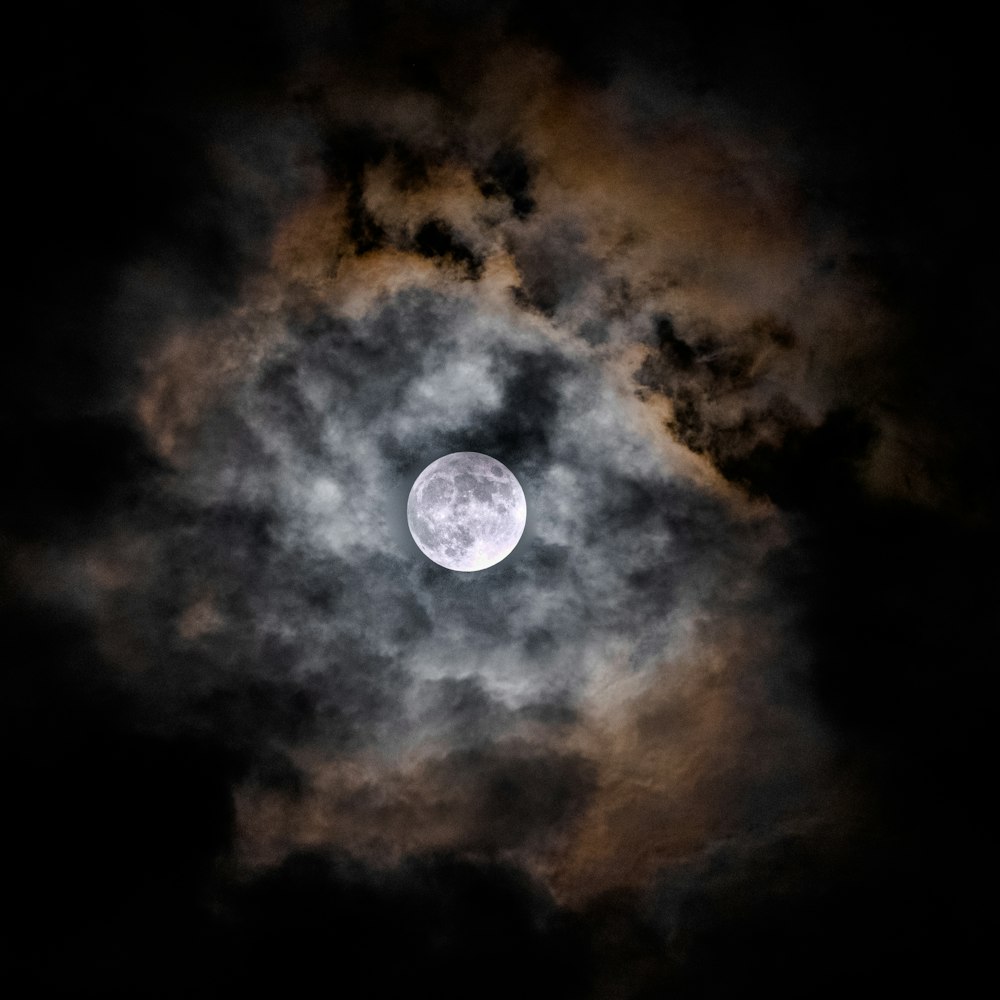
[4,3,993,996]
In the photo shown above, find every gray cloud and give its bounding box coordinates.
[123,288,771,749]
[13,22,903,905]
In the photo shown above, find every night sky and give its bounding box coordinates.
[5,3,993,996]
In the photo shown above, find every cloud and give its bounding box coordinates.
[6,5,991,995]
[19,25,879,896]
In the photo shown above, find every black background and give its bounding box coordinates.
[4,3,993,996]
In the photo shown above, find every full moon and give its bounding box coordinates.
[407,453,527,571]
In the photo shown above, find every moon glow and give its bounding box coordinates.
[407,453,527,571]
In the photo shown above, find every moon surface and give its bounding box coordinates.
[407,453,527,571]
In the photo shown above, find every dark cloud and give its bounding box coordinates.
[634,312,811,485]
[509,219,595,316]
[478,146,536,219]
[446,347,569,466]
[210,852,593,1000]
[413,219,485,278]
[421,743,598,851]
[718,407,874,510]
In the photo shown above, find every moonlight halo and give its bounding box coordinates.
[407,452,527,571]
